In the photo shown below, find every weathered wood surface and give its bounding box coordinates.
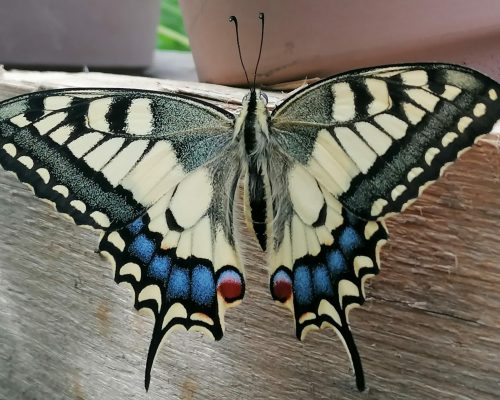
[0,67,284,110]
[0,72,499,400]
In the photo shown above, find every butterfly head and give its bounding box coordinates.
[234,88,270,145]
[242,88,268,107]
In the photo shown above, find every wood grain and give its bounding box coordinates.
[0,72,499,400]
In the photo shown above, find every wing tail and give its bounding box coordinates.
[145,318,163,391]
[338,322,365,392]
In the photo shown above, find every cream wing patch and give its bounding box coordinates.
[126,98,153,135]
[121,141,184,206]
[169,168,213,229]
[406,88,440,112]
[273,172,346,267]
[307,129,359,196]
[191,216,212,260]
[87,97,112,131]
[331,82,355,122]
[403,102,426,125]
[50,125,73,144]
[213,228,239,271]
[44,95,73,110]
[101,140,149,186]
[354,122,392,156]
[400,70,428,86]
[67,132,104,158]
[334,127,377,174]
[288,164,324,225]
[291,214,308,261]
[374,114,408,139]
[83,137,125,171]
[365,78,392,115]
[33,112,67,135]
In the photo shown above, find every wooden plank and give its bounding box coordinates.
[0,67,284,110]
[0,72,499,400]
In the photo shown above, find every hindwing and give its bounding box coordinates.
[264,144,387,391]
[99,144,244,388]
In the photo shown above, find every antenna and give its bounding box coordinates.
[229,13,266,89]
[229,15,251,88]
[253,13,265,88]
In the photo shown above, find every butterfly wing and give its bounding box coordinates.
[264,145,387,391]
[99,144,244,389]
[0,89,244,388]
[271,63,500,219]
[266,64,500,389]
[0,88,234,227]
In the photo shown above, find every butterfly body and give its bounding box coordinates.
[1,63,500,391]
[236,89,271,251]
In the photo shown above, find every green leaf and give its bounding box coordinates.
[157,0,190,51]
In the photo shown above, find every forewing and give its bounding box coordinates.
[271,63,500,220]
[265,144,387,391]
[0,88,234,229]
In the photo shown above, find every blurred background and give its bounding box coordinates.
[0,0,500,85]
[157,0,190,52]
[0,0,193,79]
[1,0,500,86]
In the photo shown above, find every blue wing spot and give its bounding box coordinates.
[339,226,362,256]
[148,255,171,280]
[127,217,144,235]
[128,234,155,263]
[313,264,333,297]
[327,250,347,275]
[191,265,215,306]
[166,266,190,301]
[293,265,313,306]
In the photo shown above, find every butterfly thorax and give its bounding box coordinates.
[234,89,270,161]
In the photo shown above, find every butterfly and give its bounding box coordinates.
[1,24,500,392]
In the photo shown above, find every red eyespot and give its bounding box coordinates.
[271,270,292,302]
[217,269,243,302]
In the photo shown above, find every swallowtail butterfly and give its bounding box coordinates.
[1,15,500,392]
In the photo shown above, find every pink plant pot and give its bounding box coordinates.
[180,0,500,86]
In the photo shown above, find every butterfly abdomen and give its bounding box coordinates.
[247,165,268,250]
